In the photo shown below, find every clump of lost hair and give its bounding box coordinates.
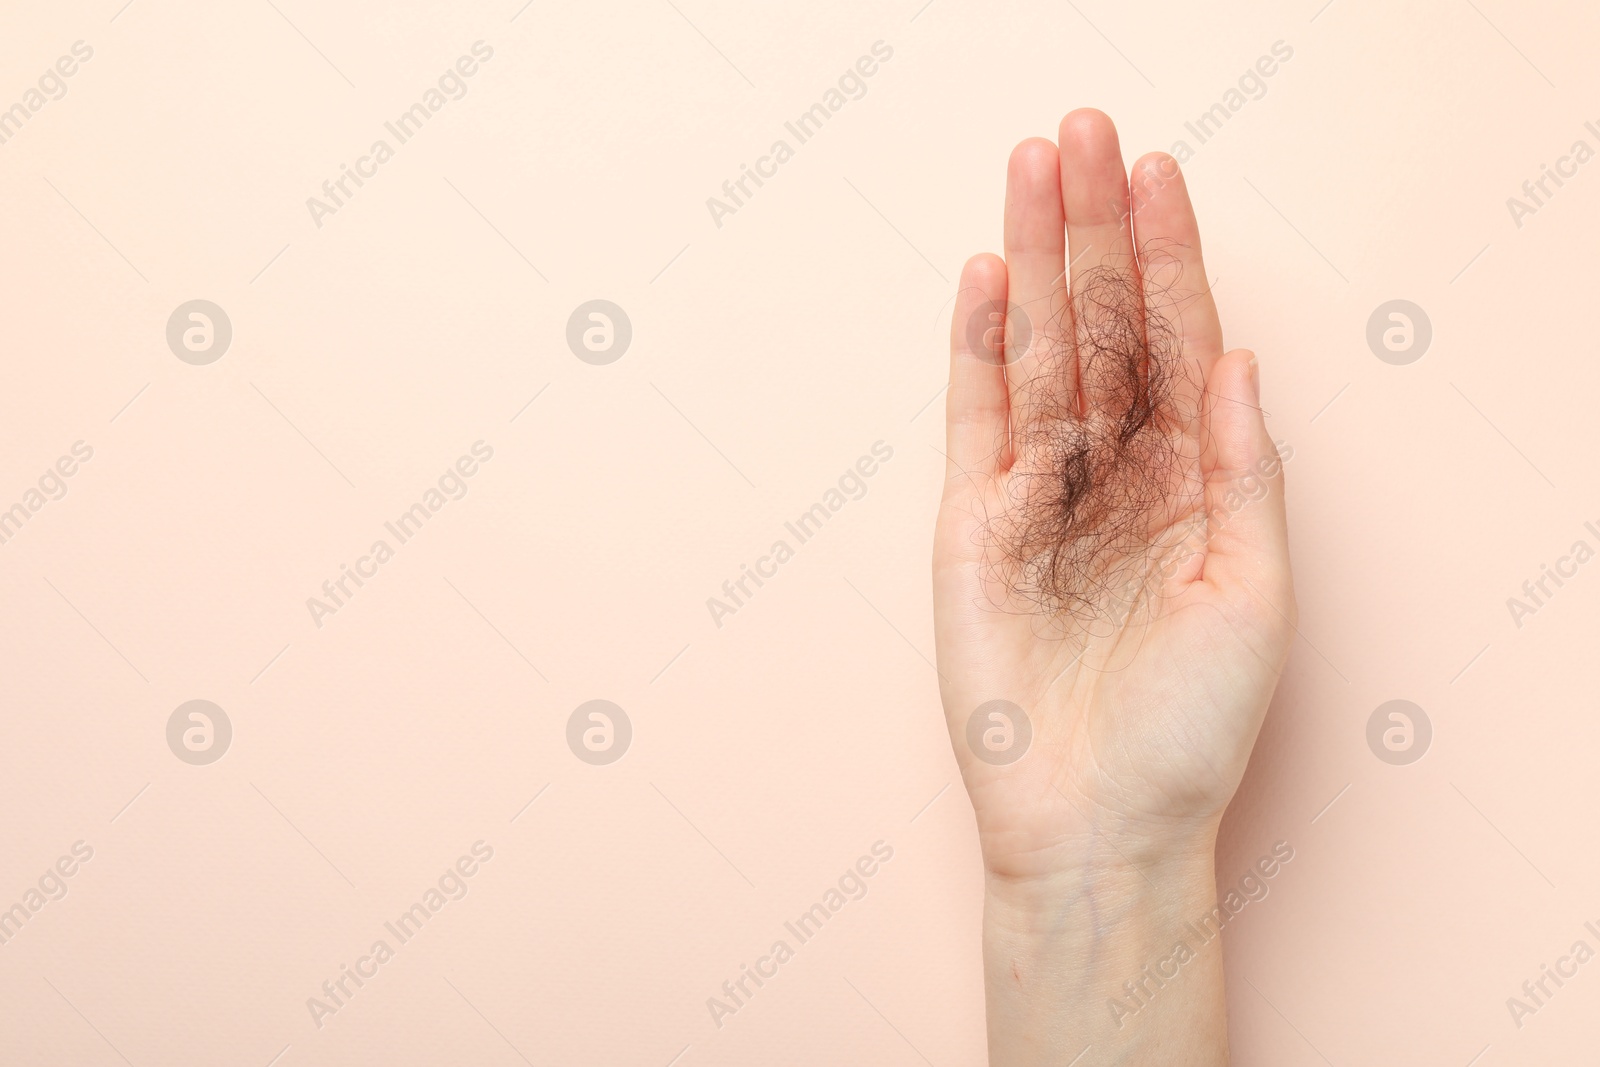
[990,263,1195,621]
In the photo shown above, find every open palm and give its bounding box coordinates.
[933,110,1296,884]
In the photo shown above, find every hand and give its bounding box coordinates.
[932,109,1296,1064]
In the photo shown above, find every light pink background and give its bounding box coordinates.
[2,0,1597,1063]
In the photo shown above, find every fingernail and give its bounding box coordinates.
[1248,355,1260,401]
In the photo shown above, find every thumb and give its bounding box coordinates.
[1198,348,1293,614]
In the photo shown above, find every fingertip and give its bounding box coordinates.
[1059,107,1116,145]
[1217,346,1257,398]
[1005,139,1065,254]
[1058,110,1123,178]
[1132,151,1184,182]
[947,252,1010,478]
[952,253,1008,359]
[1059,109,1131,234]
[1130,151,1188,207]
[1008,136,1059,176]
[1209,348,1270,468]
[1129,152,1198,235]
[1201,345,1292,609]
[962,251,1007,292]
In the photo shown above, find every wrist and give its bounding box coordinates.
[975,789,1222,905]
[980,828,1229,1066]
[983,830,1217,951]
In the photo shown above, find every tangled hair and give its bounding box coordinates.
[990,262,1196,621]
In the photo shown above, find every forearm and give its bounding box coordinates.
[982,833,1229,1066]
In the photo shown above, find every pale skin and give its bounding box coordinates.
[934,110,1297,1064]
